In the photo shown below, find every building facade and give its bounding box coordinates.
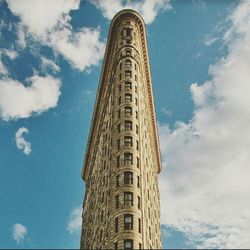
[80,9,162,250]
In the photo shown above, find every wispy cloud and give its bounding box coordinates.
[67,207,82,234]
[15,127,31,155]
[159,1,250,248]
[12,223,27,244]
[91,0,172,24]
[41,57,60,73]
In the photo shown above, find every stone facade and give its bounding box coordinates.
[80,9,162,250]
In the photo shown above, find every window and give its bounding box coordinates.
[139,243,142,250]
[138,218,141,233]
[125,93,132,102]
[117,139,120,150]
[135,74,137,81]
[117,123,121,133]
[124,214,133,230]
[116,174,119,187]
[135,98,138,106]
[136,140,139,150]
[115,242,118,250]
[137,176,140,188]
[118,96,121,105]
[137,157,139,168]
[115,217,119,233]
[138,196,141,209]
[125,59,132,68]
[124,153,133,165]
[148,207,150,218]
[125,27,131,37]
[124,120,132,130]
[118,109,121,118]
[117,155,120,168]
[116,194,119,209]
[124,239,133,250]
[119,84,121,92]
[124,136,133,147]
[125,70,132,78]
[101,210,103,222]
[125,106,132,116]
[125,49,131,55]
[124,171,133,184]
[120,62,122,70]
[136,111,138,119]
[124,192,133,206]
[119,73,122,81]
[136,125,138,134]
[135,63,137,70]
[149,226,151,239]
[125,81,132,90]
[135,86,138,93]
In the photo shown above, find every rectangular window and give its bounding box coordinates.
[116,175,119,187]
[125,81,132,90]
[139,243,142,250]
[136,111,138,119]
[119,84,121,92]
[135,86,138,93]
[118,123,121,133]
[124,239,133,250]
[125,93,132,102]
[138,196,141,209]
[125,106,132,116]
[116,194,119,209]
[135,64,137,70]
[115,242,118,250]
[118,96,121,105]
[137,157,139,168]
[138,218,141,233]
[117,155,120,168]
[125,120,132,131]
[117,139,120,150]
[137,176,140,188]
[124,214,133,230]
[118,109,121,118]
[125,70,132,78]
[124,153,133,165]
[135,74,137,81]
[115,217,119,233]
[125,59,131,68]
[124,136,133,147]
[124,171,133,184]
[136,125,138,134]
[124,192,133,206]
[119,73,122,80]
[136,140,139,150]
[135,98,138,106]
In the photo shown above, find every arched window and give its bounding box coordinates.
[125,59,132,68]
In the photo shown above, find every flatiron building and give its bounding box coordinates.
[80,9,162,250]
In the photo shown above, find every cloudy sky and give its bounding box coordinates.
[0,0,249,248]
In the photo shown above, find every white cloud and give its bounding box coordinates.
[15,127,31,155]
[159,1,250,248]
[203,34,218,46]
[6,0,105,71]
[2,49,18,60]
[0,75,61,121]
[12,223,27,244]
[41,57,60,73]
[91,0,172,24]
[67,207,82,234]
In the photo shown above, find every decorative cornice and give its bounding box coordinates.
[82,9,162,181]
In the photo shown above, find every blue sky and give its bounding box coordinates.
[1,0,250,249]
